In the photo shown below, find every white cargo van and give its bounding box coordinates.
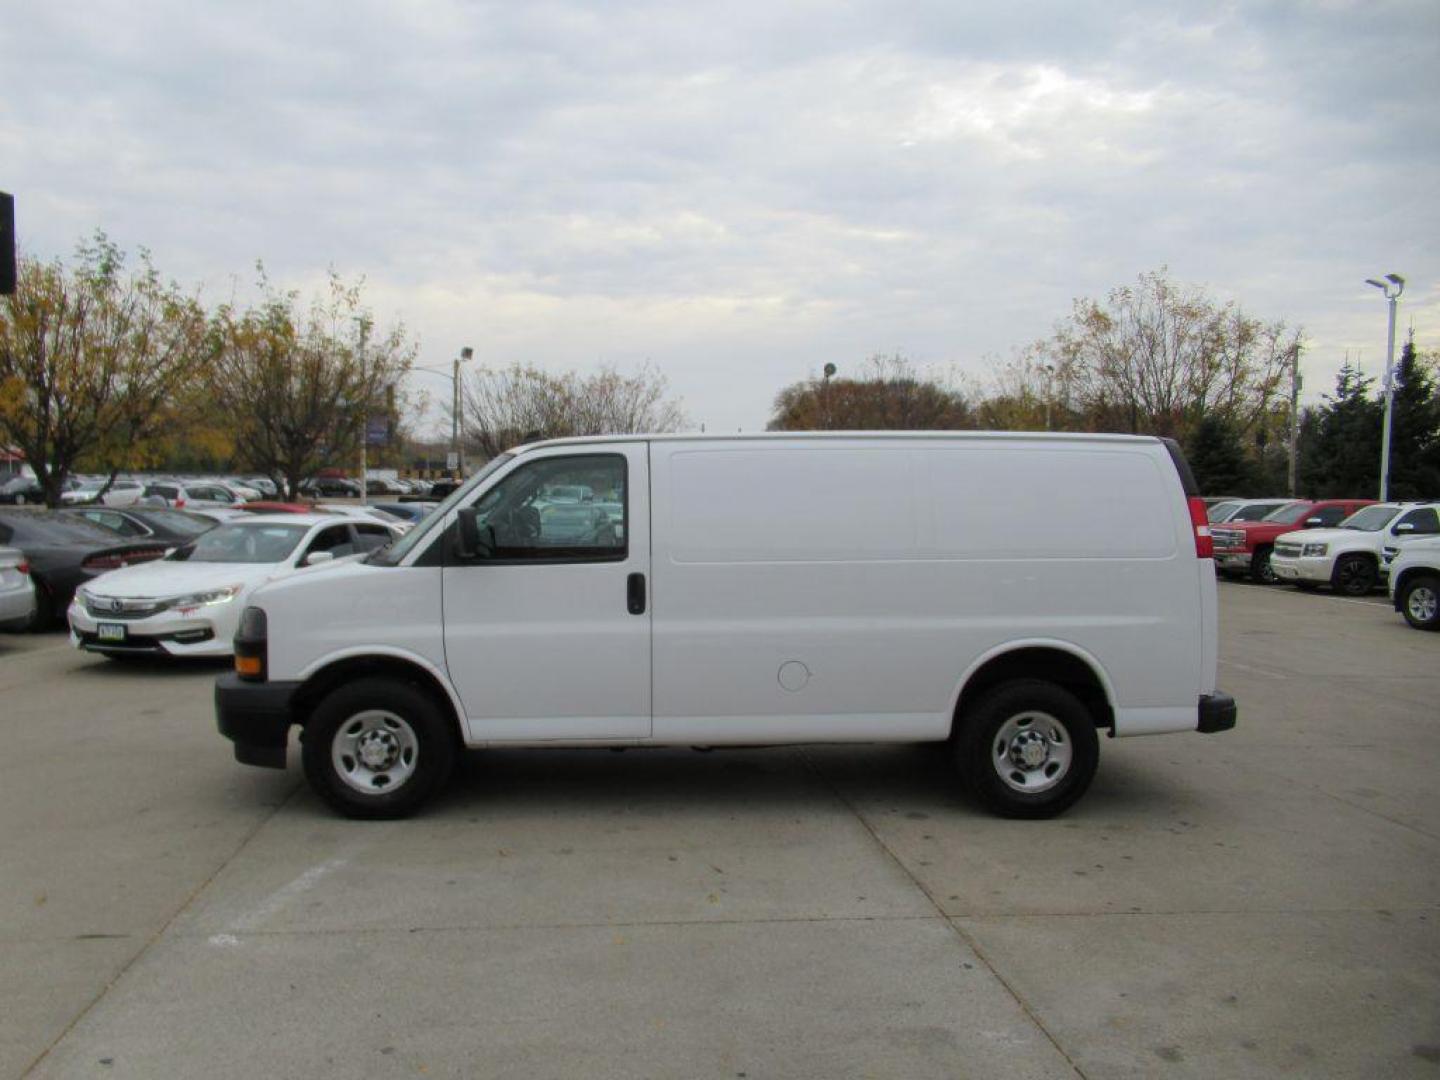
[216,433,1235,819]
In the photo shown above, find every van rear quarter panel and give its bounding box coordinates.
[649,437,1202,741]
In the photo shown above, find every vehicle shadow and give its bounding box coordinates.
[415,741,1178,821]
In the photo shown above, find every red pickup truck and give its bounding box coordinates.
[1210,498,1375,583]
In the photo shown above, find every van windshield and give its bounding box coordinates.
[366,454,514,566]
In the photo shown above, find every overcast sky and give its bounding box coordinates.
[4,0,1438,435]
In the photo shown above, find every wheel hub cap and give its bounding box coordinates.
[357,730,400,770]
[993,710,1074,794]
[1009,730,1050,768]
[332,710,419,795]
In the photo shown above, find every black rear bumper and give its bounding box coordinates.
[1198,692,1238,733]
[215,673,301,768]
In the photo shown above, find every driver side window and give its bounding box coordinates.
[468,454,626,563]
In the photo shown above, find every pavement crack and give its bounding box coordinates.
[799,749,1091,1080]
[20,780,304,1078]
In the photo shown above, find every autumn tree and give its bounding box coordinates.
[210,270,416,499]
[461,362,686,460]
[1033,268,1298,444]
[768,354,973,431]
[0,234,213,506]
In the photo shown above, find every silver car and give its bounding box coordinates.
[0,546,37,629]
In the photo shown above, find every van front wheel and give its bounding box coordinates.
[955,680,1099,819]
[301,678,457,819]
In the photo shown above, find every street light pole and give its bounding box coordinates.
[355,316,371,506]
[1286,342,1301,497]
[452,346,473,477]
[1365,273,1405,500]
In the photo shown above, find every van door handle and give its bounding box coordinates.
[627,572,646,615]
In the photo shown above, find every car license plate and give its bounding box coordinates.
[97,622,127,642]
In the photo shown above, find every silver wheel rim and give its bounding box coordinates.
[331,710,419,795]
[993,710,1073,794]
[1408,585,1438,624]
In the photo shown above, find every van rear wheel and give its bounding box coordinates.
[301,678,457,819]
[955,680,1099,819]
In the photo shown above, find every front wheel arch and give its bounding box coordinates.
[293,655,464,746]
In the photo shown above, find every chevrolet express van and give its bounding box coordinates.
[216,433,1236,819]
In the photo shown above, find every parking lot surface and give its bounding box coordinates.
[1,584,1437,1079]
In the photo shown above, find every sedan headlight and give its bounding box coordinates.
[170,585,243,608]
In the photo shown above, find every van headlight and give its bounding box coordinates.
[170,585,243,607]
[1302,543,1328,558]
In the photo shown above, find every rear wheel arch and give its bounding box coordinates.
[950,645,1115,739]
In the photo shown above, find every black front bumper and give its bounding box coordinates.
[215,673,301,768]
[1198,691,1238,733]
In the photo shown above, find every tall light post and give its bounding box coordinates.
[452,346,473,477]
[1365,273,1405,500]
[354,316,372,506]
[1286,342,1302,497]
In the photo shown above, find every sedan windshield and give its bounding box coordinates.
[1340,505,1400,531]
[171,523,307,564]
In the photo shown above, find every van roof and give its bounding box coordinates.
[508,430,1171,454]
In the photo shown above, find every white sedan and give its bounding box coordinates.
[67,514,401,658]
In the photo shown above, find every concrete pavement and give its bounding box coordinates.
[1,583,1437,1078]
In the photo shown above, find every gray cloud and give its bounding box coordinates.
[4,0,1437,431]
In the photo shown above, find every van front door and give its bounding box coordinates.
[441,444,651,741]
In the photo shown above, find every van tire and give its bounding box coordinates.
[301,678,457,819]
[955,679,1099,819]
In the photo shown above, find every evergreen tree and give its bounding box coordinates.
[1186,413,1252,494]
[1301,363,1381,497]
[1386,336,1440,499]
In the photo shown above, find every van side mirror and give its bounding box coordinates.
[1304,517,1324,527]
[455,508,494,560]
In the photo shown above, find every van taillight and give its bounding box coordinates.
[1188,497,1213,558]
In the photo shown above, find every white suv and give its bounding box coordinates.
[1270,503,1440,596]
[1389,536,1440,630]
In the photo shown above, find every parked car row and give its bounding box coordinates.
[1207,495,1440,631]
[1,470,451,509]
[66,514,405,658]
[0,510,174,629]
[0,495,443,638]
